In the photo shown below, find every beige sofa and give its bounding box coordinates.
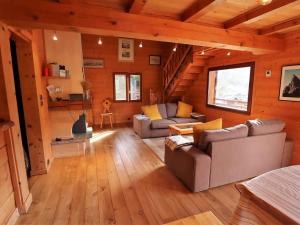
[165,119,293,192]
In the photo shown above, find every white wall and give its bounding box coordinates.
[44,30,84,98]
[44,30,85,139]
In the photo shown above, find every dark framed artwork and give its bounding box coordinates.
[149,55,161,65]
[279,65,300,102]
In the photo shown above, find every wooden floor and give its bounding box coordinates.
[16,128,285,225]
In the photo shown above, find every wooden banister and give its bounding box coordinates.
[163,44,193,92]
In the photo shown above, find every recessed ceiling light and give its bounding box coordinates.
[227,51,231,56]
[201,50,205,55]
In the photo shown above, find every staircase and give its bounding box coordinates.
[163,44,206,101]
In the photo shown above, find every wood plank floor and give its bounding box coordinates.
[16,128,285,225]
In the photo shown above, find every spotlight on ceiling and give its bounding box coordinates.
[139,41,143,48]
[53,31,58,41]
[173,44,177,52]
[258,0,272,5]
[98,37,103,45]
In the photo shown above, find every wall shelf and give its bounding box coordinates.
[44,76,70,80]
[48,100,91,111]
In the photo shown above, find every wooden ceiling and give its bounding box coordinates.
[0,0,300,54]
[84,0,300,35]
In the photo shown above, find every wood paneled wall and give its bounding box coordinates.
[81,35,169,124]
[185,35,300,164]
[0,22,31,209]
[0,131,16,225]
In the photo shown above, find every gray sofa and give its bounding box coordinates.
[133,103,206,138]
[165,119,293,192]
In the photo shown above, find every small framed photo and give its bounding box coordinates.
[83,58,104,68]
[279,65,300,102]
[118,38,134,62]
[149,55,161,65]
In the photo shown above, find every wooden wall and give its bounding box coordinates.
[0,130,16,225]
[185,34,300,164]
[81,35,169,125]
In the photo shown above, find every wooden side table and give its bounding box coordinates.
[100,112,113,129]
[163,211,223,225]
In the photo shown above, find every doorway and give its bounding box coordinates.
[9,39,31,176]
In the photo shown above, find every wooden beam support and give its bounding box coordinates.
[259,16,300,35]
[224,0,297,29]
[129,0,147,14]
[0,0,285,54]
[181,0,223,22]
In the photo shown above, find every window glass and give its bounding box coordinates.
[114,74,127,101]
[130,74,141,101]
[207,63,254,113]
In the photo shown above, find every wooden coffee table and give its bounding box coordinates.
[168,122,203,136]
[163,211,223,225]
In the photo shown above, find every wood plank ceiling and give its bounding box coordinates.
[92,0,300,35]
[1,0,300,53]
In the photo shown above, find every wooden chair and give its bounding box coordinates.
[100,112,113,128]
[100,98,113,129]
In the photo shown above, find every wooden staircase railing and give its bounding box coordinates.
[162,44,193,99]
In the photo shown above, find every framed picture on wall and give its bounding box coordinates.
[118,38,134,62]
[149,55,161,65]
[83,58,104,68]
[279,65,300,102]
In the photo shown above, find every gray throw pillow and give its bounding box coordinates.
[166,103,178,118]
[199,124,249,150]
[246,119,285,136]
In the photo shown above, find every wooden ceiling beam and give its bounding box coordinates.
[181,0,224,22]
[224,0,297,29]
[0,0,285,54]
[259,16,300,35]
[128,0,147,14]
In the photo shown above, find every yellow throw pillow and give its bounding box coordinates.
[193,118,223,146]
[176,101,193,118]
[141,104,162,120]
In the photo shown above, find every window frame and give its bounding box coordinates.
[206,62,255,115]
[113,72,142,103]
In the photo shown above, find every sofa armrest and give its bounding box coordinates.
[133,114,152,138]
[165,145,211,192]
[191,113,206,122]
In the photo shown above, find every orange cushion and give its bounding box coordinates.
[193,118,223,146]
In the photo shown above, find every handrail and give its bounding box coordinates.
[163,44,193,91]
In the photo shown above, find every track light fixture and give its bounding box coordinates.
[173,44,177,52]
[139,41,143,48]
[98,37,103,45]
[53,31,58,41]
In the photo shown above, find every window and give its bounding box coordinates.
[207,62,254,114]
[113,73,142,102]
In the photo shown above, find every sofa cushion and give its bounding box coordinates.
[157,104,168,119]
[151,119,176,129]
[166,103,178,118]
[170,117,198,123]
[246,119,285,136]
[199,124,249,150]
[176,101,193,118]
[141,104,162,120]
[193,118,223,146]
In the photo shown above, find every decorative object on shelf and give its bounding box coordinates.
[149,55,161,65]
[83,58,104,68]
[118,38,134,62]
[279,65,300,102]
[46,85,63,101]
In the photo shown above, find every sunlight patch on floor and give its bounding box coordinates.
[90,130,115,143]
